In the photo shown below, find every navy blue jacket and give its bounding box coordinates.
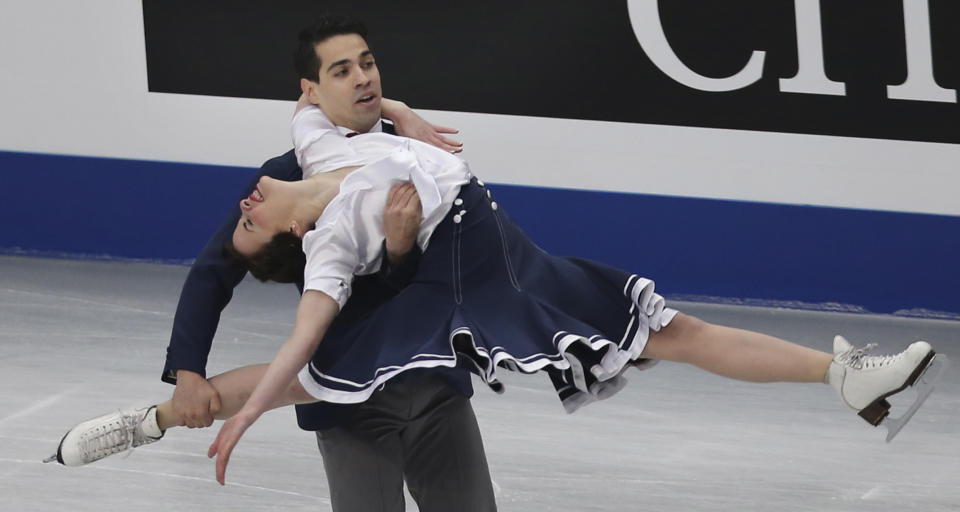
[162,126,472,430]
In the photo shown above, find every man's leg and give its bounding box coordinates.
[315,389,408,512]
[400,376,497,512]
[316,425,406,512]
[315,374,496,512]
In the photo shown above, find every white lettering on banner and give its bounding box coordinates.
[627,0,957,103]
[779,0,846,96]
[625,0,766,92]
[887,0,957,103]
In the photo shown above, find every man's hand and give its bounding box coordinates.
[381,99,463,153]
[383,183,422,264]
[172,369,222,428]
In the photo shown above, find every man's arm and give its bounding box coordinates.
[378,182,423,290]
[168,98,441,427]
[162,150,303,428]
[164,158,421,427]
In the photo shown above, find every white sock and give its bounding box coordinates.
[141,406,164,438]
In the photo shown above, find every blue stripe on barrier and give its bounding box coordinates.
[3,150,958,315]
[489,185,959,316]
[4,150,256,263]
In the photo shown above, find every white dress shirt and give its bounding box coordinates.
[292,106,470,308]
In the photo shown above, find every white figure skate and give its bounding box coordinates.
[828,336,948,442]
[44,405,164,466]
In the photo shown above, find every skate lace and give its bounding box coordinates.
[837,343,901,370]
[78,409,142,463]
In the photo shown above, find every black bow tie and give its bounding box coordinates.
[346,132,359,138]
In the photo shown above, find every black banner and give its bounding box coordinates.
[143,0,959,144]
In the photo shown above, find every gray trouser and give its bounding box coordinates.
[316,374,497,512]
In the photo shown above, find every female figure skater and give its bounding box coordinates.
[50,93,942,485]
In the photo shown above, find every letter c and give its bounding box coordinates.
[626,0,765,92]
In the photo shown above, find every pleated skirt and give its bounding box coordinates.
[298,178,677,412]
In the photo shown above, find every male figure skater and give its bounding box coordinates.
[160,15,496,512]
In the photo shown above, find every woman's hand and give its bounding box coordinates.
[204,292,338,485]
[381,99,463,153]
[208,410,257,485]
[295,92,313,114]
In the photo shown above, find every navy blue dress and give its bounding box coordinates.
[303,178,677,413]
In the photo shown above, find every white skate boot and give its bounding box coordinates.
[828,336,948,441]
[44,405,164,466]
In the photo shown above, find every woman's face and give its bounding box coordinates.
[232,176,297,256]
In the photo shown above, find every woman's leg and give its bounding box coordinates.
[49,365,317,467]
[156,364,316,431]
[640,313,833,383]
[639,312,940,436]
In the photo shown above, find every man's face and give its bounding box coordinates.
[306,33,382,132]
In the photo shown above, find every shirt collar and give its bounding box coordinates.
[336,119,383,137]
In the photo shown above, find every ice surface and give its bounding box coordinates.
[1,256,958,511]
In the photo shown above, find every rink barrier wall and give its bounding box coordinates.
[3,149,958,317]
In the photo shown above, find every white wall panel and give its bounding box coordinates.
[2,0,957,216]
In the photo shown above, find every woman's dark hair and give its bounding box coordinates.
[294,14,369,82]
[223,231,306,284]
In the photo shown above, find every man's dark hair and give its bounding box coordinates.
[224,231,306,284]
[294,14,369,82]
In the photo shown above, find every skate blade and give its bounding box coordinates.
[884,354,950,443]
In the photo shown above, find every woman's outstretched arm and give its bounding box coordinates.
[207,290,339,485]
[380,98,463,153]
